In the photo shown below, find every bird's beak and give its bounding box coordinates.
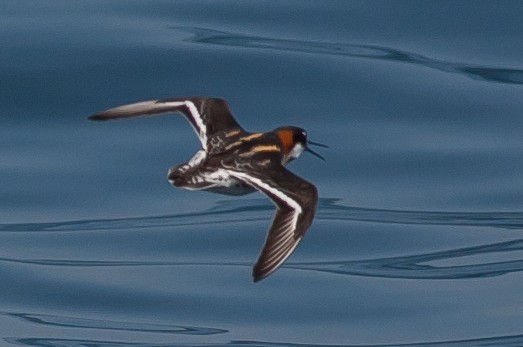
[309,140,329,148]
[306,141,328,161]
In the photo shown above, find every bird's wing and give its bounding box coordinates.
[227,166,318,282]
[89,97,244,151]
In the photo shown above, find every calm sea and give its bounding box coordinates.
[2,1,523,346]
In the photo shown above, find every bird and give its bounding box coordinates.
[89,96,327,282]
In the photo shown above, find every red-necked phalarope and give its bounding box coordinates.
[89,97,327,282]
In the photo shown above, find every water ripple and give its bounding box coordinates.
[1,239,522,280]
[1,198,523,232]
[2,312,226,336]
[172,26,523,85]
[5,334,523,347]
[289,239,523,280]
[1,199,522,280]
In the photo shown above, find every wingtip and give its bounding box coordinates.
[88,114,107,121]
[252,274,266,283]
[252,268,267,283]
[252,263,280,282]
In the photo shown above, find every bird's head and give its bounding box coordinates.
[274,126,328,163]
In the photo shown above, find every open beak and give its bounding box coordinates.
[306,140,329,161]
[309,140,329,148]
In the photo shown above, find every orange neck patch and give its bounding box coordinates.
[276,129,294,154]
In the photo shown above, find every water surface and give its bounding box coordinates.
[1,1,523,346]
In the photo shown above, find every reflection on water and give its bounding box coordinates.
[1,199,522,281]
[172,26,523,85]
[6,334,523,347]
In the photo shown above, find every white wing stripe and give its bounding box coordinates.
[228,171,302,262]
[271,231,291,250]
[270,224,295,253]
[262,238,301,272]
[225,170,310,281]
[271,219,292,242]
[187,149,207,168]
[153,100,184,109]
[184,101,208,151]
[227,171,303,215]
[159,100,207,151]
[268,234,294,259]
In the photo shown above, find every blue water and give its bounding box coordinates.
[2,1,523,345]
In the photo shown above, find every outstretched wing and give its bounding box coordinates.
[228,166,318,282]
[89,97,244,151]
